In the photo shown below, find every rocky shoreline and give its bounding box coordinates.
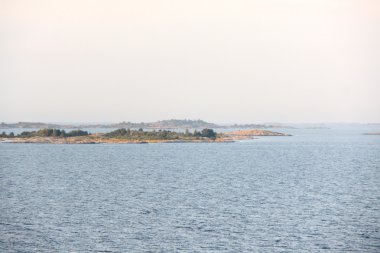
[1,136,227,144]
[0,129,290,144]
[221,129,291,140]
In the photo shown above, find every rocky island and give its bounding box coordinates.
[0,128,290,144]
[225,129,291,137]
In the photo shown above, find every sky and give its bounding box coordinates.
[1,0,379,124]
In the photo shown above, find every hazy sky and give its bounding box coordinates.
[1,0,379,123]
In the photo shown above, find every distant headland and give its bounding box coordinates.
[0,119,293,130]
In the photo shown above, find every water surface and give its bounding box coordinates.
[1,128,379,252]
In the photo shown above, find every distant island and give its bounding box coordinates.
[226,129,292,138]
[0,128,290,144]
[0,119,293,130]
[364,132,380,135]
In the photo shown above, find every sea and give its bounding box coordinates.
[1,127,379,252]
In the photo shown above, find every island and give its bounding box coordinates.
[224,129,291,139]
[0,119,294,130]
[0,128,290,144]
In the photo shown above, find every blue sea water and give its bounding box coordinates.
[1,128,379,252]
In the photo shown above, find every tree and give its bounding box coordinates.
[52,129,61,137]
[201,128,216,139]
[66,130,88,137]
[118,128,127,136]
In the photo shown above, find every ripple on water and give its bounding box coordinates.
[1,129,380,252]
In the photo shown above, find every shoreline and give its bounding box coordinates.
[0,129,290,144]
[0,137,235,144]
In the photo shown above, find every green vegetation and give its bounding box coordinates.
[201,128,217,139]
[1,131,14,138]
[0,128,218,141]
[104,128,217,140]
[0,129,89,138]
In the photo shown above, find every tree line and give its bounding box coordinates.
[104,128,217,140]
[1,128,217,140]
[0,129,89,138]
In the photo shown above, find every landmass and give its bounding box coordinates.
[0,119,293,130]
[0,128,290,144]
[364,132,380,135]
[225,129,291,138]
